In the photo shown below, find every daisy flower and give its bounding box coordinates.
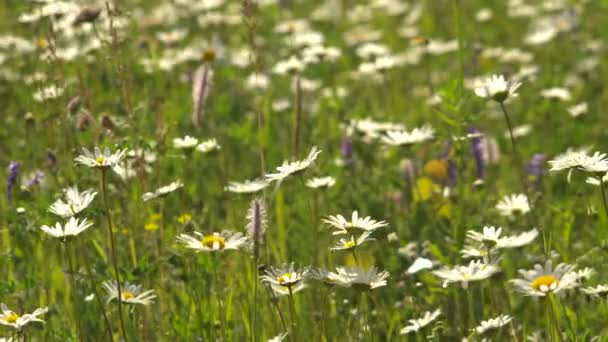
[511,260,579,296]
[330,231,374,251]
[406,257,434,274]
[306,176,336,189]
[261,263,309,295]
[103,281,156,305]
[0,304,47,331]
[142,181,183,201]
[323,210,388,235]
[549,150,608,180]
[225,179,270,193]
[176,231,251,252]
[495,194,530,217]
[308,268,352,287]
[400,309,441,334]
[265,146,322,183]
[196,138,221,153]
[380,125,435,146]
[173,135,199,149]
[48,186,97,218]
[40,217,93,240]
[474,314,513,335]
[433,260,500,288]
[274,56,305,75]
[334,265,389,290]
[474,74,521,103]
[466,226,538,249]
[74,147,128,169]
[460,245,490,259]
[581,284,608,298]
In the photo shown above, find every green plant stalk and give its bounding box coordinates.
[100,169,129,341]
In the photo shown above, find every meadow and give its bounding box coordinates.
[1,0,608,340]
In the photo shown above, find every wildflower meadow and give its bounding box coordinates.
[1,0,608,340]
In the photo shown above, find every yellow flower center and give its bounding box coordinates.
[202,48,216,63]
[95,156,105,165]
[277,272,296,285]
[343,240,356,249]
[202,235,226,250]
[122,291,135,300]
[531,275,558,292]
[5,313,19,324]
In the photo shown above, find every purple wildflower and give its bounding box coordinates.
[23,171,44,190]
[341,137,353,165]
[469,127,485,184]
[527,153,546,188]
[6,161,20,202]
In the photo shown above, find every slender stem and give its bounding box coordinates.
[287,289,298,342]
[212,256,226,341]
[64,242,83,341]
[292,75,302,156]
[266,284,288,336]
[100,169,128,341]
[83,241,114,342]
[599,176,608,218]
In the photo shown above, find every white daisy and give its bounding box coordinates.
[261,263,309,294]
[225,179,270,193]
[549,150,608,177]
[74,147,128,169]
[460,245,490,259]
[103,281,156,306]
[176,231,251,252]
[581,284,608,298]
[511,260,579,296]
[433,260,500,288]
[142,181,183,201]
[48,186,97,218]
[0,304,47,331]
[540,87,571,101]
[308,268,352,287]
[306,176,336,189]
[474,314,513,335]
[323,210,388,235]
[265,146,322,183]
[474,74,521,103]
[330,231,375,251]
[40,217,93,240]
[568,103,588,118]
[495,194,530,217]
[400,309,441,334]
[173,135,199,149]
[381,125,435,146]
[196,138,221,153]
[274,56,305,75]
[406,257,434,274]
[466,226,538,249]
[334,265,389,290]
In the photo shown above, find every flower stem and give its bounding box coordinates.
[287,288,298,342]
[598,176,608,218]
[100,169,128,341]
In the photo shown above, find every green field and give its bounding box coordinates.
[1,0,608,340]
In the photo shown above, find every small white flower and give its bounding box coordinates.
[511,260,579,296]
[568,103,588,118]
[177,231,251,252]
[308,268,353,287]
[406,257,434,274]
[274,56,305,75]
[381,125,435,146]
[40,217,93,239]
[495,194,530,217]
[334,265,389,290]
[173,135,199,149]
[268,332,289,342]
[0,304,48,330]
[265,147,322,183]
[474,314,513,335]
[400,309,441,334]
[433,260,500,288]
[474,74,521,103]
[549,150,608,177]
[260,262,309,291]
[330,231,375,251]
[466,226,538,249]
[196,138,221,153]
[103,281,156,306]
[306,176,336,189]
[581,284,608,297]
[540,87,571,101]
[225,179,270,193]
[142,181,183,201]
[74,147,128,169]
[323,210,388,235]
[48,186,97,218]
